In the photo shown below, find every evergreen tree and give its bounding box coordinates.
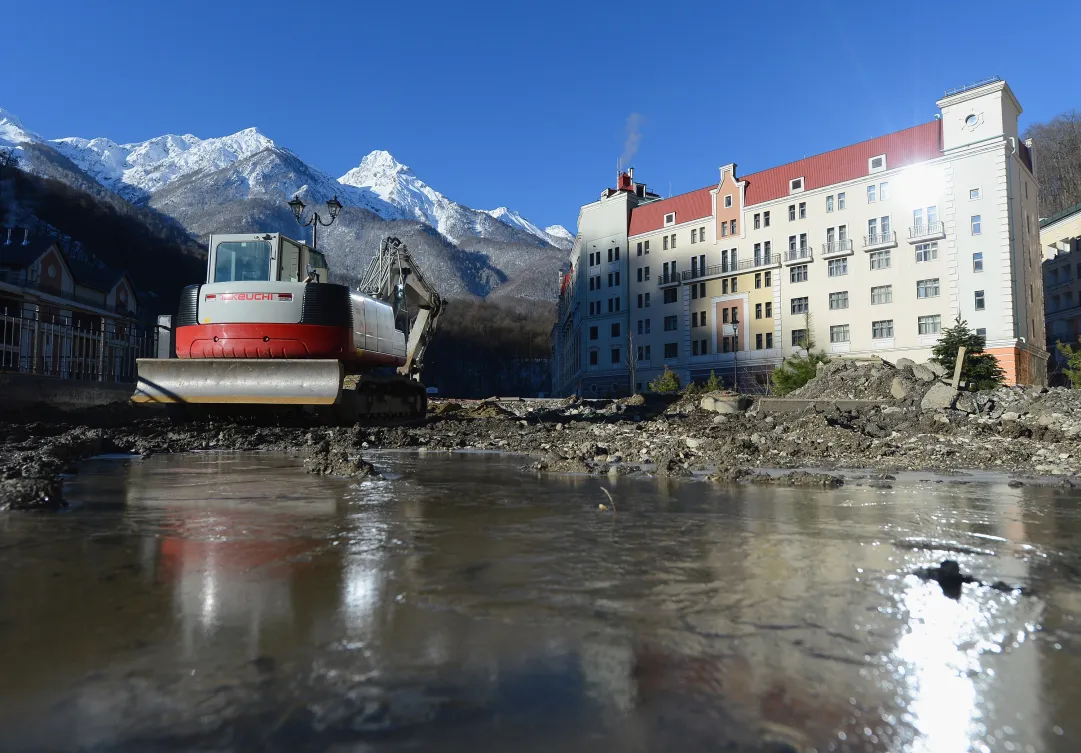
[1056,342,1081,388]
[930,314,1005,390]
[705,370,722,392]
[771,351,829,396]
[648,365,680,394]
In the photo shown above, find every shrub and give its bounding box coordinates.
[649,365,680,394]
[930,315,1005,390]
[771,350,829,396]
[705,370,722,392]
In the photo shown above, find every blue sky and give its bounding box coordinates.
[4,0,1079,232]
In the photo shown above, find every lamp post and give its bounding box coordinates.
[288,194,343,250]
[731,310,739,393]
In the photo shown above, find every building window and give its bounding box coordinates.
[754,213,761,229]
[869,250,891,270]
[637,268,643,283]
[722,279,729,294]
[791,264,808,283]
[611,348,621,364]
[755,333,763,349]
[763,211,770,227]
[765,301,772,317]
[867,184,876,203]
[764,270,771,286]
[636,242,643,256]
[663,235,669,250]
[791,329,808,347]
[589,350,598,366]
[692,340,699,356]
[789,235,797,253]
[788,204,796,221]
[663,288,677,304]
[755,273,762,289]
[975,328,986,338]
[872,320,894,339]
[790,177,803,193]
[645,292,650,307]
[918,315,942,335]
[721,223,728,237]
[644,240,650,255]
[664,315,678,331]
[607,272,613,287]
[828,258,847,277]
[915,242,938,263]
[975,290,985,310]
[830,324,850,343]
[700,338,708,354]
[829,291,849,310]
[973,252,983,272]
[869,155,886,172]
[637,319,644,335]
[700,226,705,241]
[731,276,738,292]
[637,293,643,308]
[879,182,889,200]
[671,233,677,248]
[970,188,980,200]
[645,319,651,333]
[837,192,845,210]
[798,202,806,219]
[799,233,808,251]
[664,212,675,226]
[589,326,598,340]
[729,219,737,234]
[692,312,699,327]
[755,303,763,319]
[664,342,678,359]
[611,322,620,337]
[971,215,981,235]
[871,285,892,304]
[916,278,940,299]
[724,194,733,208]
[791,296,809,314]
[826,195,834,213]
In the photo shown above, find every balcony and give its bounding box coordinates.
[820,238,853,258]
[908,221,946,243]
[783,247,813,265]
[657,273,681,288]
[863,232,897,252]
[679,254,781,282]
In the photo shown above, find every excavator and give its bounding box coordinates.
[132,233,443,422]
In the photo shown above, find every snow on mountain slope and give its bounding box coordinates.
[50,128,274,201]
[487,207,574,250]
[0,108,40,147]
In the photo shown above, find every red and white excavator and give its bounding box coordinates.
[133,233,443,421]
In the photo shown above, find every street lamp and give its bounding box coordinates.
[731,310,739,393]
[288,194,343,250]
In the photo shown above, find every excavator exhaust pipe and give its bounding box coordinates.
[132,359,344,405]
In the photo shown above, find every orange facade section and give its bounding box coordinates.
[986,346,1044,386]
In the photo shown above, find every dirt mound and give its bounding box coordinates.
[466,401,515,418]
[788,359,904,401]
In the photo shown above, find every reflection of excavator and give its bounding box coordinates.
[133,233,443,421]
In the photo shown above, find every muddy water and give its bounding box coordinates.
[1,454,1081,753]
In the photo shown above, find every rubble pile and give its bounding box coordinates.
[2,360,1081,510]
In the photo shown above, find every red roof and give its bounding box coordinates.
[628,186,713,237]
[742,121,941,206]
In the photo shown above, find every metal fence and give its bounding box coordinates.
[0,312,157,383]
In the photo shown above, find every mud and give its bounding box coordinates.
[3,361,1081,510]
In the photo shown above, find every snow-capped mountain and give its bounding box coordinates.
[2,106,574,299]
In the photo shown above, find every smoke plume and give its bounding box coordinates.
[620,113,643,169]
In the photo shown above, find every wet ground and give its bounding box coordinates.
[1,451,1081,752]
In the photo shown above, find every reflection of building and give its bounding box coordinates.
[1041,202,1081,382]
[0,227,153,380]
[553,78,1048,395]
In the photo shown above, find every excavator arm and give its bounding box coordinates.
[357,236,445,378]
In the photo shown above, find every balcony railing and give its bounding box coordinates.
[679,254,780,282]
[784,247,812,264]
[863,232,897,250]
[657,273,681,287]
[821,238,853,257]
[908,221,945,242]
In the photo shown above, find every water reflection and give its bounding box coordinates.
[0,452,1078,752]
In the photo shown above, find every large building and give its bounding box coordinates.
[1041,201,1081,382]
[552,78,1047,396]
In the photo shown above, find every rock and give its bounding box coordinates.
[921,382,958,412]
[890,377,910,400]
[927,361,948,378]
[1001,411,1020,423]
[912,364,937,383]
[0,478,65,510]
[684,437,702,449]
[304,441,381,478]
[699,393,747,414]
[895,358,916,369]
[955,394,978,414]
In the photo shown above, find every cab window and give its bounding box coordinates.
[214,241,271,282]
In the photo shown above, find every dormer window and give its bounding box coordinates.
[789,177,804,194]
[664,212,676,226]
[869,155,886,173]
[724,195,733,208]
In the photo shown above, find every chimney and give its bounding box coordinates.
[22,228,30,245]
[628,167,634,182]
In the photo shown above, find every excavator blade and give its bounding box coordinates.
[132,359,344,405]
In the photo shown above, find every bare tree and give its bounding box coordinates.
[1023,110,1081,217]
[625,329,639,395]
[0,147,17,176]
